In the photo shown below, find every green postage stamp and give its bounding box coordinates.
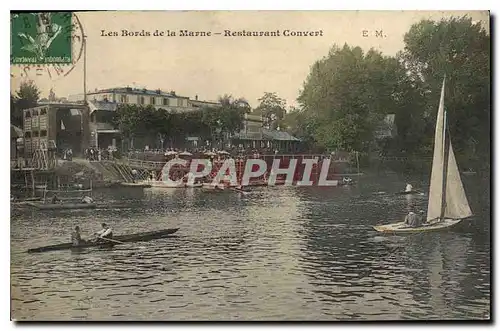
[11,12,73,65]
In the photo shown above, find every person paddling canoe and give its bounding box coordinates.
[94,223,113,243]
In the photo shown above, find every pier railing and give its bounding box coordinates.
[118,154,352,171]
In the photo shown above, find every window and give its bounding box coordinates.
[40,130,47,137]
[32,131,39,137]
[32,110,39,116]
[120,94,128,103]
[25,111,31,118]
[150,97,155,105]
[163,98,169,106]
[40,109,47,115]
[24,132,31,138]
[139,96,145,105]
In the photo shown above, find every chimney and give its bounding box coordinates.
[195,95,198,101]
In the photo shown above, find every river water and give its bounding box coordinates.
[10,173,490,321]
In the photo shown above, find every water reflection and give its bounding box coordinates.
[10,175,490,320]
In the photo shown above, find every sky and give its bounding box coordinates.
[10,10,489,108]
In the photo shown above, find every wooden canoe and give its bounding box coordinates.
[26,202,97,210]
[27,228,180,253]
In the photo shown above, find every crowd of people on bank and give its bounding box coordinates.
[83,146,119,161]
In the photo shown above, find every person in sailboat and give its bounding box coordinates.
[94,223,113,242]
[405,183,413,193]
[404,206,424,227]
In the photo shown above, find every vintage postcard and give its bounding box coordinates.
[10,10,490,321]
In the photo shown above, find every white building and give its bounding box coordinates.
[69,87,219,112]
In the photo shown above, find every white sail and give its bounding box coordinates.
[443,139,473,219]
[426,78,472,222]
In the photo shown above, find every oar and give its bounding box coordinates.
[100,236,148,250]
[230,187,249,195]
[100,237,126,245]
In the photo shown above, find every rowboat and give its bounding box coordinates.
[374,77,473,234]
[185,183,203,188]
[27,228,179,253]
[149,181,186,188]
[120,182,152,188]
[395,190,422,195]
[202,183,228,192]
[26,202,97,210]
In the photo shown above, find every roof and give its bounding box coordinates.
[245,113,263,122]
[190,100,220,107]
[88,100,118,114]
[88,87,189,99]
[232,131,263,140]
[262,128,300,141]
[232,128,300,141]
[24,103,87,111]
[90,122,118,131]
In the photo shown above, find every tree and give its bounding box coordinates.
[298,44,404,152]
[113,97,247,150]
[11,80,40,127]
[282,106,314,142]
[113,104,139,139]
[200,95,248,147]
[402,16,490,164]
[15,80,40,111]
[254,92,286,130]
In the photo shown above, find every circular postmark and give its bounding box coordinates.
[10,12,86,81]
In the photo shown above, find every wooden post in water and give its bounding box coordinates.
[24,171,28,195]
[356,151,360,175]
[31,170,35,198]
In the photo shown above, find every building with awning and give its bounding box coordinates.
[231,113,301,152]
[22,103,90,159]
[88,100,121,149]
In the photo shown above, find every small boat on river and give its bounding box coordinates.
[120,182,152,188]
[395,190,423,196]
[27,202,97,210]
[374,78,473,234]
[27,228,180,253]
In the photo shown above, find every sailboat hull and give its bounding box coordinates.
[373,218,463,234]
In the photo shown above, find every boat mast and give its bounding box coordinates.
[440,109,450,220]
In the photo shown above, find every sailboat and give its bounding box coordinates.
[374,77,473,233]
